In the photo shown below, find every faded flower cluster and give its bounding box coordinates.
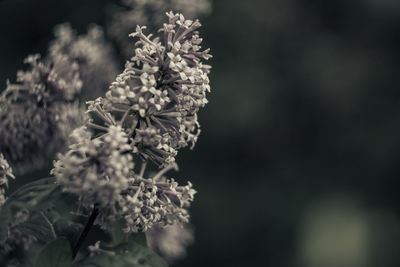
[146,222,194,263]
[0,21,121,174]
[49,23,119,99]
[107,0,212,57]
[0,54,84,174]
[0,159,35,254]
[52,12,210,237]
[0,210,35,254]
[0,154,14,207]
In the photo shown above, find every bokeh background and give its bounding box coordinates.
[1,0,400,266]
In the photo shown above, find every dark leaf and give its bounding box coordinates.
[74,238,167,267]
[34,237,73,267]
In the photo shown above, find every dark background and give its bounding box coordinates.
[1,0,400,266]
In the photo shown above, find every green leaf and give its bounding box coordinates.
[6,177,58,210]
[34,237,73,267]
[130,232,147,247]
[53,219,84,247]
[0,177,82,243]
[110,219,147,247]
[0,241,43,267]
[110,219,128,246]
[74,238,167,267]
[0,177,58,241]
[0,177,84,266]
[0,204,12,241]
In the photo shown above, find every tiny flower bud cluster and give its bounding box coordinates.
[49,23,119,99]
[107,0,212,58]
[0,54,84,174]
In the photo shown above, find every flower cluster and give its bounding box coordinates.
[0,154,14,207]
[52,12,207,234]
[107,0,212,57]
[51,125,134,209]
[119,164,196,232]
[48,23,119,99]
[0,54,84,174]
[101,12,212,166]
[9,54,82,103]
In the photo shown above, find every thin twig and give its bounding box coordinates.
[139,161,147,178]
[120,108,130,125]
[72,206,99,259]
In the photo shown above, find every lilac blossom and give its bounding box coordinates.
[107,0,212,58]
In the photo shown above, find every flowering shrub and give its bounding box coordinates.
[0,4,212,266]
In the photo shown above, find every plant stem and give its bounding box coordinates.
[72,206,99,259]
[40,211,57,240]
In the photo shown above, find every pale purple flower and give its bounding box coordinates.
[0,54,84,174]
[93,12,212,166]
[51,125,134,209]
[107,0,212,58]
[49,23,119,99]
[119,163,196,233]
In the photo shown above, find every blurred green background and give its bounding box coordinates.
[1,0,400,266]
